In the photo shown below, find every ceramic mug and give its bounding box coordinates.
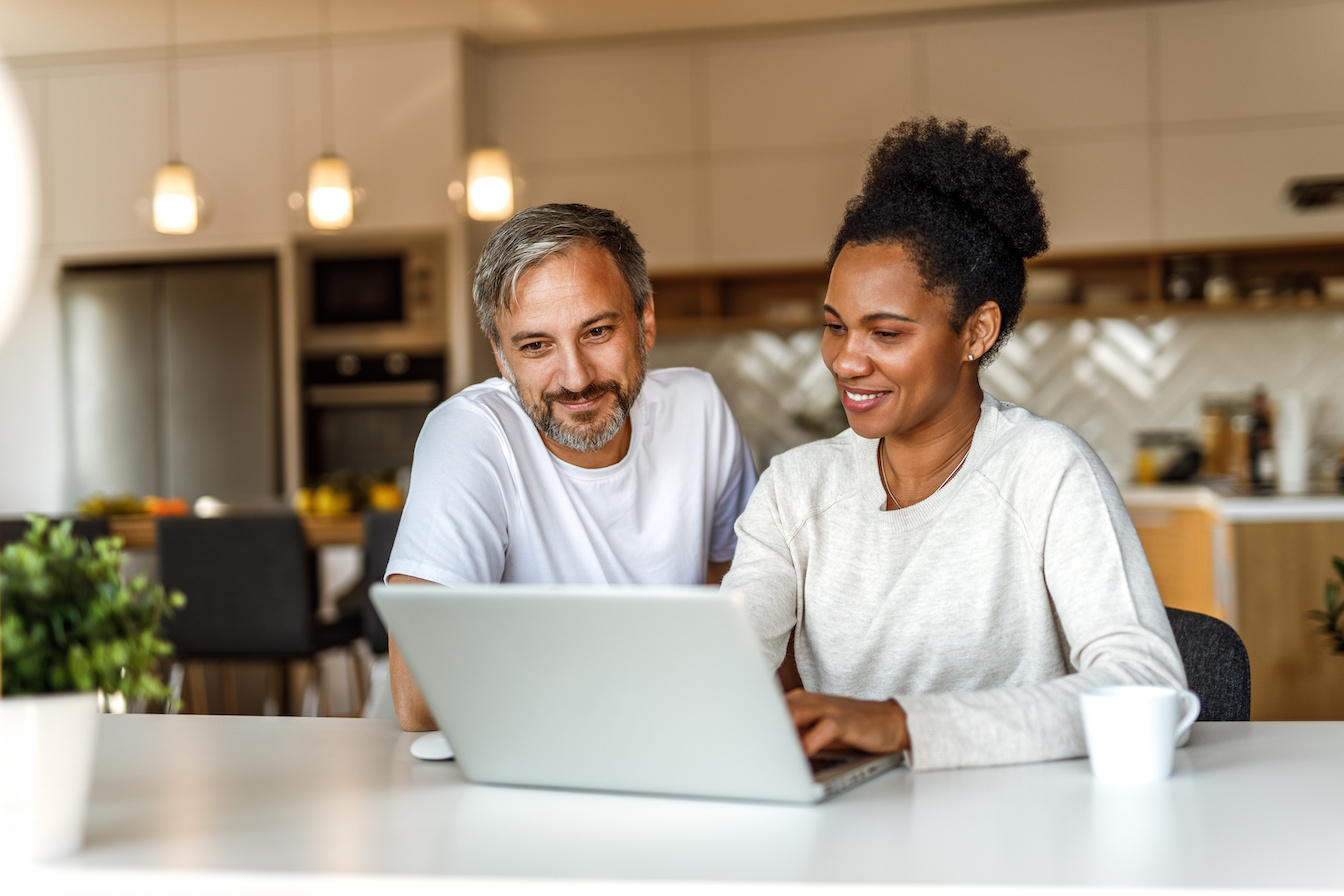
[1080,686,1201,786]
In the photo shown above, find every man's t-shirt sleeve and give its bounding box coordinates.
[707,388,757,564]
[385,399,513,585]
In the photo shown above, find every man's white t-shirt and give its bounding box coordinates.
[386,367,757,586]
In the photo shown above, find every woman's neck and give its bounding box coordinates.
[879,383,982,509]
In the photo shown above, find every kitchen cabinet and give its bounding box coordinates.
[649,238,1344,333]
[1227,510,1344,722]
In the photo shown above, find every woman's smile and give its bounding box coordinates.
[839,387,890,413]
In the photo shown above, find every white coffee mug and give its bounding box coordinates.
[1080,686,1200,786]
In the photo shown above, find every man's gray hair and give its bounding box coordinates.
[473,203,652,347]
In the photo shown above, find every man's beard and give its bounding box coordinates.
[521,350,646,454]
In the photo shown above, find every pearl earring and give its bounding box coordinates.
[967,354,974,361]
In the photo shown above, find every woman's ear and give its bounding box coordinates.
[964,301,1002,362]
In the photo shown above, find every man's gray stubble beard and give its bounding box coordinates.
[506,342,647,454]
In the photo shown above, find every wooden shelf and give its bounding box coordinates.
[650,239,1344,333]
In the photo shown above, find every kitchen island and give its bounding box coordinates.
[1123,486,1344,721]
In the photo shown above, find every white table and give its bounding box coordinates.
[33,715,1344,892]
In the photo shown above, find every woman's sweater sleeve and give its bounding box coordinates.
[720,464,799,674]
[897,440,1189,772]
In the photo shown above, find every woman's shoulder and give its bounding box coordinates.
[976,394,1120,520]
[982,394,1098,470]
[757,430,867,505]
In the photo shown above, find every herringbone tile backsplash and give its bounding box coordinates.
[651,311,1344,482]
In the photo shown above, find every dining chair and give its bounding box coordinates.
[157,514,362,715]
[1164,606,1251,721]
[332,509,402,719]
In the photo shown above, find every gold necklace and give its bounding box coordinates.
[878,437,971,510]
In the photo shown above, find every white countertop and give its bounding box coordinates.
[24,714,1344,892]
[1123,484,1344,522]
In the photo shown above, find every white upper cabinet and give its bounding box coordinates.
[325,38,460,230]
[176,53,287,237]
[925,8,1150,132]
[46,61,164,246]
[704,27,916,152]
[1161,123,1344,240]
[520,160,701,270]
[1031,136,1154,249]
[708,149,865,266]
[1159,0,1344,123]
[494,43,696,163]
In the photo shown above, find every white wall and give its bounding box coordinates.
[1,32,466,514]
[495,0,1344,265]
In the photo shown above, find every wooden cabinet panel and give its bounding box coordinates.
[1131,508,1222,619]
[1234,521,1344,721]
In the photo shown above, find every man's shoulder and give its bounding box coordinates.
[640,367,735,431]
[420,378,529,452]
[644,366,723,403]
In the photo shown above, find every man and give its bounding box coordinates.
[386,203,757,731]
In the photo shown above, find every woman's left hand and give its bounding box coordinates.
[786,690,910,756]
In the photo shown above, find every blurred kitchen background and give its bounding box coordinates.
[2,0,1344,718]
[2,0,1343,511]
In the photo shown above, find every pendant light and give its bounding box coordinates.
[151,0,199,234]
[465,146,515,221]
[307,0,354,230]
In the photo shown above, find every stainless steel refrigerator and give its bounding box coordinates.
[61,259,279,505]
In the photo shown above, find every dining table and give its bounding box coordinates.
[19,714,1344,894]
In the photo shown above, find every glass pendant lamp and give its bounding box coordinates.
[466,146,515,221]
[151,0,200,235]
[306,0,354,230]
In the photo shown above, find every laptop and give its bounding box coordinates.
[371,583,903,804]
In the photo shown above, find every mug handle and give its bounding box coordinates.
[1174,689,1201,741]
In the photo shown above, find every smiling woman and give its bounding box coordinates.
[721,118,1189,772]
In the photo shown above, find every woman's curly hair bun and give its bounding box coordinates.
[829,116,1049,363]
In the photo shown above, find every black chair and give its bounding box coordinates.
[0,516,111,547]
[1165,606,1251,721]
[157,514,362,715]
[334,509,401,656]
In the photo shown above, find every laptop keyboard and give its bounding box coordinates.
[808,754,854,774]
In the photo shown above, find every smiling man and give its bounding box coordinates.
[385,203,756,731]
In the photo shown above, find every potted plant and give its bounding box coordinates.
[1309,555,1344,655]
[1,516,182,861]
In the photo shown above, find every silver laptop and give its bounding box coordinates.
[371,583,903,804]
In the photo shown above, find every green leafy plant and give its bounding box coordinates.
[1,516,185,698]
[1309,555,1344,655]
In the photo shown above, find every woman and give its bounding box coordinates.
[721,117,1186,772]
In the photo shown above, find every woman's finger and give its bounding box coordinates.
[800,715,842,756]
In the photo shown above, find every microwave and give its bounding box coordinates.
[297,232,446,355]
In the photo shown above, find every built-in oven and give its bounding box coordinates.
[302,352,444,482]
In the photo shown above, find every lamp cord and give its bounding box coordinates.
[319,0,335,156]
[164,0,180,162]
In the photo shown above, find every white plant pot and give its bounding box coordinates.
[0,691,99,862]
